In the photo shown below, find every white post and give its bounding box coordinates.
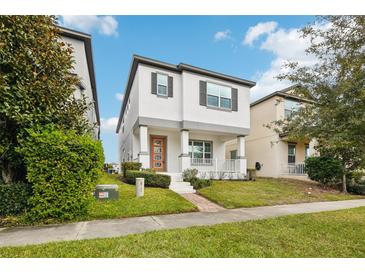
[136,178,144,197]
[179,129,190,172]
[237,135,247,176]
[138,125,149,169]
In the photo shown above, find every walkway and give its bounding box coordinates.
[180,193,225,212]
[1,199,365,247]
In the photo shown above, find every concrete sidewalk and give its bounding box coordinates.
[1,199,365,247]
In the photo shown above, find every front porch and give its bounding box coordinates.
[135,125,247,176]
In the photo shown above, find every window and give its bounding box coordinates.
[207,82,232,109]
[284,99,300,118]
[288,143,296,164]
[189,140,212,164]
[305,144,310,159]
[230,150,237,159]
[157,73,168,96]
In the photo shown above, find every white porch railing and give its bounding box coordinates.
[190,158,240,172]
[282,163,306,175]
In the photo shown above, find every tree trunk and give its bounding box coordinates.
[1,162,15,184]
[342,173,347,193]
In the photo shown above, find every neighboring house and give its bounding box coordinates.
[105,163,120,174]
[227,85,317,179]
[116,55,255,184]
[59,26,100,139]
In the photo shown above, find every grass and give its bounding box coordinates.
[86,173,197,219]
[0,173,197,226]
[1,207,365,257]
[198,178,364,208]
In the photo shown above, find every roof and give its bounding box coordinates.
[116,55,256,133]
[250,84,314,107]
[58,26,100,126]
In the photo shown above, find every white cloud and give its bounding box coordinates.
[214,29,232,41]
[60,15,118,36]
[100,117,119,132]
[248,24,320,101]
[243,21,278,46]
[115,93,124,102]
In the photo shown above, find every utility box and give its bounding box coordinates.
[94,184,119,200]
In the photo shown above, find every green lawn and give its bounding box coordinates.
[86,173,197,219]
[198,178,364,208]
[1,207,365,257]
[0,173,197,226]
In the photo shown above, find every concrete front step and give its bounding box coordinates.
[169,182,196,194]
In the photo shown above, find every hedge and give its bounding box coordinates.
[125,170,170,188]
[121,162,141,177]
[305,156,343,186]
[17,126,104,221]
[190,178,212,190]
[348,184,365,195]
[0,182,32,216]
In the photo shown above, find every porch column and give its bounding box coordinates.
[179,129,190,172]
[138,125,149,169]
[237,135,247,175]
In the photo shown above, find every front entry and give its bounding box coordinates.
[150,136,166,172]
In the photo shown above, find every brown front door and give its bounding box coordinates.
[151,136,166,172]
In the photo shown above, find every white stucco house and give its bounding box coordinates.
[59,26,100,139]
[116,55,255,190]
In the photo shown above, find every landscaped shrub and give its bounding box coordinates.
[17,126,104,221]
[0,182,32,216]
[190,178,212,190]
[305,156,343,186]
[182,168,198,182]
[347,184,365,195]
[121,162,142,177]
[125,170,170,188]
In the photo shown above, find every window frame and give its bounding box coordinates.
[288,143,296,164]
[156,73,168,97]
[189,140,213,165]
[284,99,301,118]
[206,82,232,110]
[305,144,310,159]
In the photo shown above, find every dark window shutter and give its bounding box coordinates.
[151,72,157,94]
[168,76,173,97]
[199,81,207,106]
[232,88,238,111]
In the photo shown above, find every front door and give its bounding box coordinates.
[151,136,166,172]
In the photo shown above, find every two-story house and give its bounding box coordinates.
[227,85,317,179]
[59,26,100,139]
[116,55,255,187]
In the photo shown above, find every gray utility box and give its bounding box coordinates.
[94,184,119,200]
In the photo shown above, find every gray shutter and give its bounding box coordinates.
[199,81,207,106]
[151,72,157,94]
[168,76,173,97]
[232,88,238,111]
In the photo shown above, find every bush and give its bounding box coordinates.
[125,170,170,188]
[182,168,198,182]
[190,178,212,190]
[121,162,142,177]
[0,182,32,216]
[347,184,365,195]
[305,156,343,186]
[17,126,104,221]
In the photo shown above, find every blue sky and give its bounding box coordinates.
[60,16,315,163]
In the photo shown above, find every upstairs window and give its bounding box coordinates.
[157,73,168,96]
[284,99,300,118]
[207,82,232,110]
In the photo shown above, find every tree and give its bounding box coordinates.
[0,16,92,183]
[273,16,365,192]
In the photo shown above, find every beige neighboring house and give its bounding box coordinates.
[226,85,317,179]
[59,26,100,139]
